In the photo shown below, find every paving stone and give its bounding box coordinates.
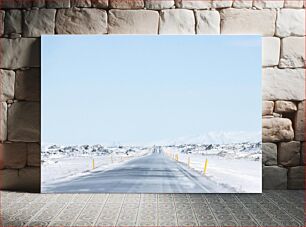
[15,68,40,101]
[232,0,253,8]
[23,9,56,37]
[8,102,40,142]
[27,143,40,167]
[159,9,195,34]
[275,101,297,113]
[263,166,287,189]
[262,101,274,116]
[91,0,108,8]
[0,143,27,169]
[70,0,92,7]
[195,10,220,34]
[262,37,280,66]
[263,143,277,166]
[262,68,305,101]
[220,8,276,36]
[0,38,40,69]
[262,118,294,142]
[145,0,175,9]
[0,102,7,142]
[56,8,107,34]
[4,9,22,34]
[284,0,304,8]
[288,166,304,189]
[0,69,15,102]
[46,0,70,8]
[175,0,212,8]
[294,101,305,141]
[253,0,284,8]
[278,141,301,167]
[280,36,305,68]
[109,0,144,8]
[109,10,159,34]
[276,9,305,37]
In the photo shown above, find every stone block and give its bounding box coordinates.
[301,142,305,165]
[109,0,144,8]
[15,69,40,101]
[0,10,4,35]
[275,101,297,113]
[0,69,15,102]
[23,9,56,37]
[71,0,92,7]
[288,166,304,189]
[278,141,301,166]
[294,101,305,141]
[220,9,276,36]
[284,0,304,8]
[232,0,253,8]
[276,9,305,37]
[145,0,175,9]
[253,0,284,8]
[159,9,195,34]
[4,9,22,34]
[0,143,27,169]
[263,166,287,189]
[262,68,305,101]
[175,0,212,9]
[91,0,108,8]
[0,168,40,192]
[212,0,233,8]
[0,0,32,9]
[280,37,305,68]
[195,10,220,34]
[262,143,277,166]
[27,143,40,167]
[46,0,70,8]
[0,38,40,69]
[8,102,40,142]
[56,8,107,34]
[262,37,280,66]
[0,102,7,142]
[262,118,294,142]
[108,10,159,34]
[32,0,46,8]
[262,101,274,116]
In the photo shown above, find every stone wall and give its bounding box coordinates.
[0,0,305,192]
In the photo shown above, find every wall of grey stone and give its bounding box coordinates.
[0,0,304,192]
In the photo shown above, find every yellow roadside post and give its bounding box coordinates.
[92,159,95,170]
[188,157,190,167]
[203,159,208,174]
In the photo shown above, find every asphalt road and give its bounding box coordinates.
[45,148,227,193]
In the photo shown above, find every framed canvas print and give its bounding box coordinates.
[41,35,262,193]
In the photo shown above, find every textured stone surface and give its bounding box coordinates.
[262,143,277,166]
[23,9,56,37]
[32,0,46,8]
[220,9,276,36]
[280,37,305,68]
[109,0,144,8]
[15,69,40,101]
[262,68,305,101]
[301,142,305,165]
[71,0,92,7]
[284,0,304,8]
[27,143,40,167]
[275,101,297,113]
[4,9,22,34]
[108,10,159,34]
[0,38,40,69]
[56,8,107,34]
[276,9,305,37]
[232,0,253,8]
[159,9,195,34]
[262,118,294,142]
[0,69,15,102]
[0,143,27,169]
[8,102,40,142]
[46,0,70,8]
[145,0,175,9]
[253,0,284,8]
[262,101,274,115]
[212,0,233,8]
[278,141,301,166]
[262,37,280,66]
[263,166,287,189]
[195,10,220,34]
[91,0,108,8]
[175,0,211,9]
[0,102,7,142]
[0,0,32,9]
[0,10,4,35]
[294,101,305,141]
[288,166,304,189]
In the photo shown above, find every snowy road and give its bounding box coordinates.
[44,148,232,193]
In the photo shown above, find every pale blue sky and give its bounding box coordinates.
[42,35,261,145]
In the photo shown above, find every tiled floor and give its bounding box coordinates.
[1,190,304,226]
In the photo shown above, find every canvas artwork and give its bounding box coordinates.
[41,35,262,193]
